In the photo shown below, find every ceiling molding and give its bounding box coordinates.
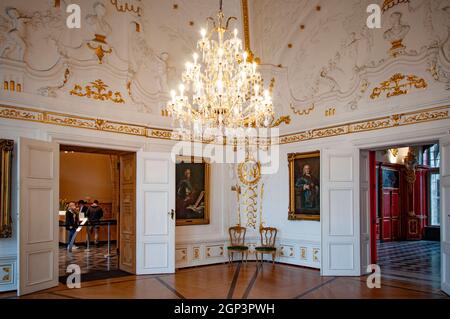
[0,103,448,145]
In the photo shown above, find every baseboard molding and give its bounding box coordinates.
[0,255,17,292]
[175,237,321,269]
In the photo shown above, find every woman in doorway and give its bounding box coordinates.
[65,201,79,252]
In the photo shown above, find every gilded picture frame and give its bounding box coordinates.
[288,151,320,221]
[0,140,14,238]
[175,156,210,226]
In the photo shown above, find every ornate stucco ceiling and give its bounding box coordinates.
[0,0,449,135]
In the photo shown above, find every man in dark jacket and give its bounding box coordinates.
[77,200,88,218]
[87,200,104,245]
[65,201,79,252]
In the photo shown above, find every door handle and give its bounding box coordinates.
[168,209,174,220]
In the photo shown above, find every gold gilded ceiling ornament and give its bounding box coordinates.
[110,0,142,16]
[325,107,336,117]
[240,0,258,62]
[87,34,112,64]
[290,103,315,116]
[61,68,70,87]
[382,0,410,13]
[70,79,125,103]
[271,115,291,127]
[370,73,427,99]
[389,148,399,157]
[3,80,23,92]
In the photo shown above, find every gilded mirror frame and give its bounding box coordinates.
[0,139,13,238]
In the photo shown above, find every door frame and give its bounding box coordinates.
[46,133,146,275]
[353,126,446,285]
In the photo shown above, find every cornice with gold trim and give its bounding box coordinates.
[0,104,448,145]
[0,104,175,140]
[279,105,449,144]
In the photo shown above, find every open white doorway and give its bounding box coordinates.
[360,139,449,295]
[58,145,137,283]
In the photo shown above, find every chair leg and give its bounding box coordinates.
[245,251,248,263]
[272,252,275,264]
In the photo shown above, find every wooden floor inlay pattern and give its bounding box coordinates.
[1,262,448,299]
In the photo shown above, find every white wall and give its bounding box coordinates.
[260,143,321,267]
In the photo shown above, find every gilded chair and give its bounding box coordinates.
[255,227,277,265]
[227,226,249,263]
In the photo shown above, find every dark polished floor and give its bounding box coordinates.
[1,261,448,299]
[377,240,441,291]
[59,243,118,277]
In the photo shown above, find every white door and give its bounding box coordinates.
[440,136,450,295]
[136,151,175,274]
[18,138,59,295]
[359,150,371,275]
[321,148,361,276]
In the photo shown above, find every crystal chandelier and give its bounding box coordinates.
[166,0,274,138]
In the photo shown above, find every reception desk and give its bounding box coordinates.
[59,214,117,244]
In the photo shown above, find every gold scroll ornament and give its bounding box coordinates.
[70,79,125,103]
[370,73,427,99]
[238,159,262,229]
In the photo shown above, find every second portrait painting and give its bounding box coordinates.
[175,157,210,226]
[288,151,320,221]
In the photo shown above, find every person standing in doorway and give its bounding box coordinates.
[77,200,88,218]
[65,201,79,252]
[87,200,104,246]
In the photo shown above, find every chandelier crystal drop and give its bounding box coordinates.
[166,4,274,138]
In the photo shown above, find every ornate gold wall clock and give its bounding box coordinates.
[238,159,261,186]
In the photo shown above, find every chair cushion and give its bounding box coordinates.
[255,246,276,252]
[227,246,249,251]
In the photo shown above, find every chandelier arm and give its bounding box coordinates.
[206,17,216,31]
[225,17,237,30]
